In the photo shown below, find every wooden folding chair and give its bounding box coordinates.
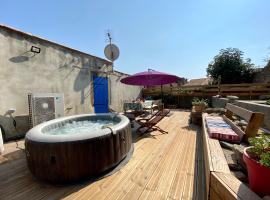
[136,109,170,135]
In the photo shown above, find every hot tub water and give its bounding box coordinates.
[45,120,117,135]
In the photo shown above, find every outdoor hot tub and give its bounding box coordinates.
[25,113,132,183]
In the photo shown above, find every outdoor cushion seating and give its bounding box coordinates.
[205,116,241,143]
[141,100,157,114]
[203,103,264,143]
[141,100,153,109]
[123,102,143,112]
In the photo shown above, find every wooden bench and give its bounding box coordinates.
[224,103,264,143]
[202,103,264,200]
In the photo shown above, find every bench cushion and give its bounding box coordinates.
[205,116,241,143]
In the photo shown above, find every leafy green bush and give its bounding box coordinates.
[191,98,208,107]
[207,48,255,84]
[248,134,270,168]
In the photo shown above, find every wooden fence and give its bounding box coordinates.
[143,83,270,98]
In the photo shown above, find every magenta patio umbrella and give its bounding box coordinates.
[120,69,181,86]
[120,69,181,101]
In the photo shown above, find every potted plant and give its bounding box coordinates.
[243,134,270,196]
[192,98,208,112]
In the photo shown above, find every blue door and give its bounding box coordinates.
[93,75,109,113]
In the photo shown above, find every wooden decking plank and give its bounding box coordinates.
[181,134,196,199]
[166,131,195,200]
[64,114,176,200]
[212,172,261,200]
[0,158,26,178]
[138,128,190,200]
[208,138,230,173]
[139,114,197,200]
[123,135,179,199]
[202,113,212,198]
[156,129,191,199]
[0,110,201,200]
[176,131,196,200]
[194,128,206,200]
[136,114,189,198]
[98,114,178,200]
[154,130,193,199]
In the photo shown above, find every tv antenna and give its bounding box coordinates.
[104,31,120,62]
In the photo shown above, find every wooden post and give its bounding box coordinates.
[161,85,163,103]
[224,109,234,120]
[202,85,205,97]
[218,75,221,96]
[249,86,252,100]
[244,113,264,142]
[177,87,180,108]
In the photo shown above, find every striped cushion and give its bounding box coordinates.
[205,116,241,143]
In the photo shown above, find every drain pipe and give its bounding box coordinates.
[0,126,4,154]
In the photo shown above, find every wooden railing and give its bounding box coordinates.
[143,83,270,98]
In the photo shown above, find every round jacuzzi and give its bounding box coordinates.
[25,113,132,183]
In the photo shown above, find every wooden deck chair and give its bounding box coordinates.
[136,109,170,135]
[136,109,170,123]
[156,109,170,117]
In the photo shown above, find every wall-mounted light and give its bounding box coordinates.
[30,46,41,54]
[4,108,16,116]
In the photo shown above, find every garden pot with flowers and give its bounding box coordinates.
[192,98,208,112]
[243,134,270,196]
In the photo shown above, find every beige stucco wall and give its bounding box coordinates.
[0,25,141,140]
[109,71,142,112]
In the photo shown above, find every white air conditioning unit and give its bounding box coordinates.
[28,93,64,127]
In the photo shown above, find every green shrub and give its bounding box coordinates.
[206,48,255,84]
[191,98,208,107]
[248,134,270,168]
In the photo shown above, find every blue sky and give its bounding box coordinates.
[1,0,270,79]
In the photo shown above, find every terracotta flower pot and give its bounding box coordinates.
[243,147,270,196]
[193,105,205,112]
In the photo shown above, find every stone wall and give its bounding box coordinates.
[0,25,141,140]
[211,97,229,108]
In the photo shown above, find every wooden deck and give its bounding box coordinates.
[0,110,205,200]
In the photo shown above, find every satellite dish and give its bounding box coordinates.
[104,44,120,62]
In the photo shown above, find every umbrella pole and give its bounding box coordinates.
[161,85,164,110]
